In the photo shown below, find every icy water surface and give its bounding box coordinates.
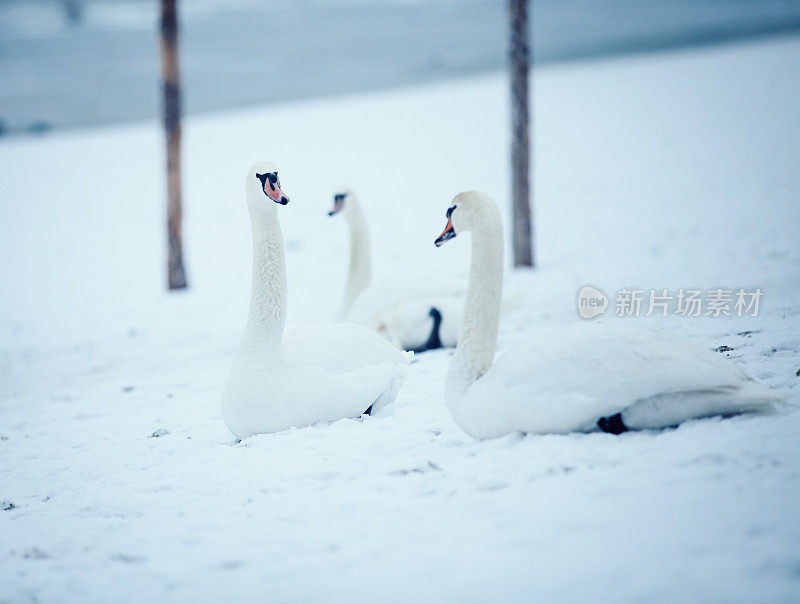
[1,0,799,134]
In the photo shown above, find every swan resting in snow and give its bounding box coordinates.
[328,187,463,352]
[221,164,410,438]
[434,190,785,439]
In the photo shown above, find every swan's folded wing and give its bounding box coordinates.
[455,322,783,438]
[388,294,463,349]
[281,361,400,424]
[346,277,466,326]
[283,322,410,374]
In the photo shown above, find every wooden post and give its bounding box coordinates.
[160,0,187,289]
[509,0,534,267]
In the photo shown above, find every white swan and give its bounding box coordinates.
[329,187,463,352]
[221,164,410,439]
[434,190,784,439]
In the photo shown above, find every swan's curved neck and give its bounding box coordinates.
[339,194,371,319]
[244,179,287,351]
[446,208,504,402]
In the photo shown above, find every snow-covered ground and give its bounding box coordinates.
[1,35,799,602]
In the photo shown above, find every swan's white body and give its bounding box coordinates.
[441,191,784,440]
[332,188,463,351]
[347,282,464,350]
[221,165,410,439]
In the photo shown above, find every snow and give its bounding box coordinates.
[2,35,800,602]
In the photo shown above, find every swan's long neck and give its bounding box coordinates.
[244,180,287,352]
[339,195,371,319]
[446,208,504,403]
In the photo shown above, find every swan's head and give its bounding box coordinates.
[328,187,352,217]
[247,162,290,205]
[435,190,495,246]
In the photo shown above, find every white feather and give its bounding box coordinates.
[332,187,464,351]
[221,165,410,439]
[441,191,785,440]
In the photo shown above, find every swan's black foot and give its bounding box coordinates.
[598,413,628,435]
[410,307,444,353]
[364,404,374,416]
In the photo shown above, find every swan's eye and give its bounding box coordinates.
[446,205,456,219]
[261,173,277,191]
[256,172,276,190]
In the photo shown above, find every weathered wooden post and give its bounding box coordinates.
[509,0,534,267]
[160,0,187,289]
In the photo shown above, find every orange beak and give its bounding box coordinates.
[435,216,456,247]
[263,181,289,205]
[256,172,290,205]
[328,194,345,216]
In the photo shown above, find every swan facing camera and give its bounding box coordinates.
[255,170,289,204]
[577,285,608,319]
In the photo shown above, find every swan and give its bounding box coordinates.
[328,187,463,352]
[434,190,785,439]
[221,164,411,439]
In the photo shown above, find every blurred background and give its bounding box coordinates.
[2,0,799,136]
[2,4,800,601]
